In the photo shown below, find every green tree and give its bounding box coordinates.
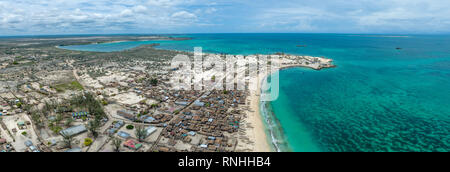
[61,131,74,149]
[111,137,122,152]
[126,125,134,130]
[150,104,159,109]
[31,112,42,127]
[150,78,158,86]
[87,118,101,138]
[65,118,74,127]
[84,138,93,146]
[135,125,147,142]
[69,92,106,119]
[55,114,63,124]
[23,104,32,112]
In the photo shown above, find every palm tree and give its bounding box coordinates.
[61,131,74,149]
[135,125,147,142]
[111,137,122,152]
[87,118,101,138]
[65,118,74,127]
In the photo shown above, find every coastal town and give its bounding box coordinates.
[0,36,334,152]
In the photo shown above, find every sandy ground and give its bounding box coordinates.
[36,70,74,85]
[111,92,144,105]
[235,55,333,152]
[249,87,271,152]
[98,142,115,152]
[97,73,128,85]
[2,114,40,152]
[174,140,192,151]
[104,104,125,119]
[80,75,103,89]
[236,80,272,152]
[88,135,109,152]
[103,87,119,96]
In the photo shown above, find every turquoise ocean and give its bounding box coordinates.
[61,33,450,152]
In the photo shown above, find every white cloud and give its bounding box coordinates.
[355,3,450,33]
[1,0,450,34]
[120,9,133,17]
[204,7,217,14]
[133,5,148,13]
[247,0,450,33]
[0,0,210,34]
[171,11,197,19]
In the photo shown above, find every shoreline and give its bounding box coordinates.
[248,77,273,151]
[55,36,192,51]
[54,40,335,152]
[242,59,336,152]
[235,72,272,152]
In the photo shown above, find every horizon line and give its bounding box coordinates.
[1,32,450,37]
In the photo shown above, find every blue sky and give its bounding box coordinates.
[1,0,450,35]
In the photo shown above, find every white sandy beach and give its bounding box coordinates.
[237,55,335,152]
[249,85,272,152]
[236,73,272,152]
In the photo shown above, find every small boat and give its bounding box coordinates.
[296,45,307,47]
[396,47,402,50]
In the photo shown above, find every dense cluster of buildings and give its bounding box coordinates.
[0,38,335,152]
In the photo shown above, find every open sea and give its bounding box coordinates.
[61,33,450,152]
